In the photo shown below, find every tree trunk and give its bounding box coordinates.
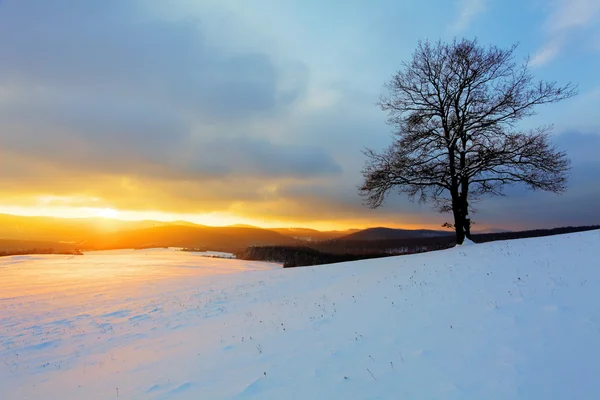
[458,136,472,243]
[452,198,465,244]
[454,218,465,244]
[452,196,472,245]
[463,210,472,240]
[461,196,472,242]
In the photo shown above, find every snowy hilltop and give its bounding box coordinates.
[2,231,600,399]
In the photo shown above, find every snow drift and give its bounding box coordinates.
[2,232,600,399]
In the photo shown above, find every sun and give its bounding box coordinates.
[95,208,120,219]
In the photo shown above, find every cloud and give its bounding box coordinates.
[0,0,597,230]
[0,1,307,119]
[0,0,348,221]
[545,0,600,32]
[0,4,331,177]
[530,40,563,67]
[531,0,600,66]
[451,0,487,32]
[191,137,342,179]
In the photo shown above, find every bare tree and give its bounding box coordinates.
[359,39,575,244]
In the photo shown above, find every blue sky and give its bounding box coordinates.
[0,0,598,230]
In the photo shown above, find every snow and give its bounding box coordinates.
[2,231,600,399]
[184,250,237,259]
[458,237,477,246]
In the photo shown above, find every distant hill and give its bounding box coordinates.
[0,214,356,251]
[270,228,360,242]
[82,225,302,252]
[241,225,600,264]
[334,227,453,241]
[472,228,512,234]
[170,220,205,228]
[227,226,360,241]
[227,224,258,228]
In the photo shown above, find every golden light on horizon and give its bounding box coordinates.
[95,208,121,219]
[0,199,453,232]
[0,203,447,231]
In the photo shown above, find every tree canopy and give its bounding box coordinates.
[360,38,575,244]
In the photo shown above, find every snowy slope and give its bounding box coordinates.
[2,232,600,399]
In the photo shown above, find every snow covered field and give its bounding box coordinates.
[2,232,600,399]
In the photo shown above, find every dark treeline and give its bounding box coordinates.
[311,236,453,255]
[0,248,83,257]
[472,225,600,243]
[315,225,600,255]
[240,225,600,267]
[239,246,390,268]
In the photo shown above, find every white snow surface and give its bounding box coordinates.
[458,237,477,246]
[2,232,600,399]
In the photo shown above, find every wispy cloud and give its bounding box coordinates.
[545,0,600,31]
[532,0,600,66]
[451,0,487,32]
[530,39,563,67]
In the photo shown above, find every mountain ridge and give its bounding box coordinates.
[0,213,509,252]
[333,226,453,242]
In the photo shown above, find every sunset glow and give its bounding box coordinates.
[95,208,120,219]
[0,0,598,232]
[0,204,445,231]
[1,1,600,399]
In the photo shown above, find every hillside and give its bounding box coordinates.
[230,226,359,241]
[0,214,353,247]
[334,226,453,241]
[270,227,359,241]
[0,214,302,251]
[2,230,599,399]
[82,225,302,251]
[307,225,600,257]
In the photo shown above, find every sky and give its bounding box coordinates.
[0,0,599,231]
